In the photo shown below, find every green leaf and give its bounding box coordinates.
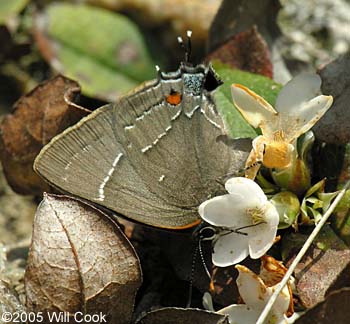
[304,178,326,198]
[299,179,339,224]
[214,90,257,138]
[311,198,323,210]
[297,131,315,161]
[306,197,320,204]
[40,3,155,100]
[270,191,300,229]
[0,0,28,25]
[307,206,322,223]
[319,191,339,213]
[213,62,282,138]
[256,172,279,195]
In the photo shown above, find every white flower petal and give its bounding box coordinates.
[268,312,289,324]
[212,232,249,267]
[225,177,267,203]
[248,202,279,258]
[198,197,214,220]
[272,284,292,319]
[286,312,301,323]
[231,84,277,129]
[218,304,260,324]
[235,264,267,310]
[275,73,321,113]
[199,187,266,229]
[199,194,247,228]
[279,94,333,142]
[202,292,214,312]
[225,265,290,324]
[218,304,289,324]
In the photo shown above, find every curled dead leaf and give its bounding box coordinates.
[0,75,90,195]
[25,194,142,324]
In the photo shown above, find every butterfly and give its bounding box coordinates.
[34,61,250,229]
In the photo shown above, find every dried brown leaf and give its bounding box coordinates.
[136,307,229,324]
[295,288,350,324]
[25,194,141,324]
[314,52,350,144]
[206,26,272,78]
[283,225,350,308]
[0,76,90,195]
[208,0,281,52]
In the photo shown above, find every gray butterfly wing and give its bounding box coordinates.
[112,78,244,208]
[34,80,249,228]
[34,104,188,228]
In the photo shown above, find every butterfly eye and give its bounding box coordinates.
[166,90,182,105]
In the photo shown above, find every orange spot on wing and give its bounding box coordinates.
[166,92,182,105]
[167,218,201,230]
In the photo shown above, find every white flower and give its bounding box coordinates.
[231,73,333,179]
[217,264,292,324]
[198,177,279,267]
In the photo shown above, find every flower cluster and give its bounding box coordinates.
[199,73,333,267]
[199,73,334,323]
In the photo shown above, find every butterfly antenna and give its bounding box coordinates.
[177,36,186,53]
[155,65,161,81]
[198,238,212,279]
[186,30,192,63]
[186,235,212,308]
[177,30,193,63]
[186,242,198,308]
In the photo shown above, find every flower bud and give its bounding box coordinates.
[271,132,314,195]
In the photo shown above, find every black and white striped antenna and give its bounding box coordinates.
[177,30,193,63]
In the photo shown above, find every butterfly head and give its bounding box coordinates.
[174,30,223,95]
